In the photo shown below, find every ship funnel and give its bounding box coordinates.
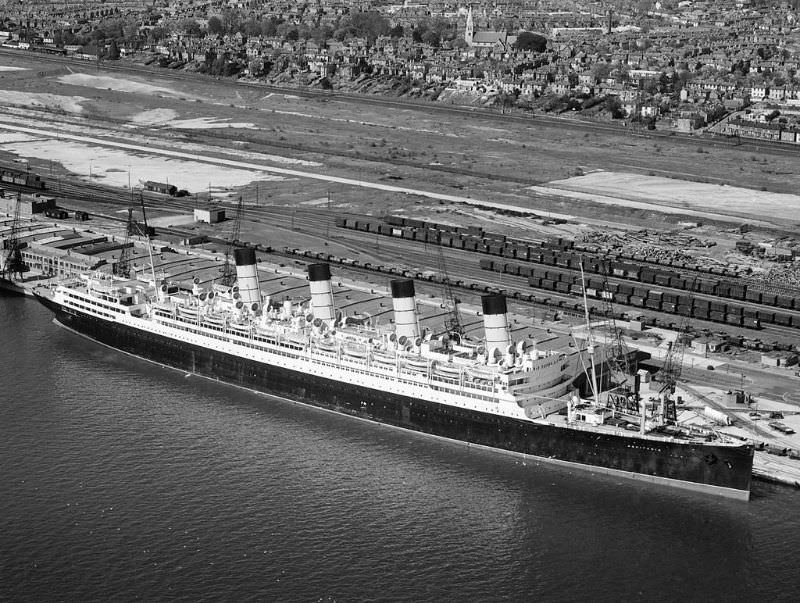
[390,279,419,340]
[482,294,511,361]
[307,263,335,326]
[234,248,260,306]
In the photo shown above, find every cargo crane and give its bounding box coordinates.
[435,234,463,338]
[114,208,135,279]
[114,194,153,279]
[220,196,243,287]
[596,262,641,417]
[654,279,696,424]
[2,193,29,280]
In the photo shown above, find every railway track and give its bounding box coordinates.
[20,178,800,343]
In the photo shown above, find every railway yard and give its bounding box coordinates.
[2,49,800,487]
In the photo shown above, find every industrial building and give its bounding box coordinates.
[194,207,225,224]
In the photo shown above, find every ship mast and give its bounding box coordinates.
[579,262,601,406]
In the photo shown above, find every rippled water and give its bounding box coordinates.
[2,295,799,602]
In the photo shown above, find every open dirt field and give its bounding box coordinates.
[1,51,799,236]
[535,171,800,225]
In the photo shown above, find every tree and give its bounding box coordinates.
[605,96,624,118]
[591,62,611,83]
[389,24,404,39]
[122,22,139,45]
[148,26,168,43]
[221,9,241,35]
[208,16,223,35]
[242,18,261,37]
[355,11,390,39]
[180,18,202,37]
[248,58,264,77]
[261,18,279,37]
[513,32,547,53]
[106,39,120,60]
[421,29,441,47]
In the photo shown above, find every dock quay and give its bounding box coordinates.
[752,452,800,488]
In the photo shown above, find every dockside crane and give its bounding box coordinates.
[219,196,243,287]
[597,262,640,417]
[656,335,684,425]
[654,279,696,424]
[435,234,463,339]
[114,208,135,279]
[2,193,29,280]
[114,193,153,279]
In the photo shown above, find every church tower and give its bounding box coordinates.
[465,6,474,46]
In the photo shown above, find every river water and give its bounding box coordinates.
[2,294,798,602]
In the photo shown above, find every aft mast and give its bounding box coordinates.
[579,262,601,407]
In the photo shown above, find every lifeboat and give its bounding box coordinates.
[315,339,337,353]
[342,345,367,359]
[372,351,396,366]
[467,368,495,383]
[404,357,429,373]
[432,362,461,378]
[177,305,198,316]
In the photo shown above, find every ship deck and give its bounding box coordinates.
[535,409,746,448]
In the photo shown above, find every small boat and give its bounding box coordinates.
[404,357,429,372]
[372,351,396,365]
[433,362,461,378]
[315,339,337,353]
[342,344,368,360]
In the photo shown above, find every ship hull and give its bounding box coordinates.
[36,293,753,499]
[0,276,27,296]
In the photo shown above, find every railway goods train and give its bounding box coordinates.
[0,167,46,190]
[478,258,800,331]
[335,215,798,324]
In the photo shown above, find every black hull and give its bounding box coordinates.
[36,293,754,498]
[0,277,27,296]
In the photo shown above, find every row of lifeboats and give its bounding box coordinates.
[308,340,497,384]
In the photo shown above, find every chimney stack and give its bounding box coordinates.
[390,279,419,340]
[234,248,260,307]
[482,294,511,361]
[307,263,335,326]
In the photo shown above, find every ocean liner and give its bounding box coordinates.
[34,248,754,499]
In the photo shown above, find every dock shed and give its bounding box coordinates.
[194,208,225,224]
[0,193,56,216]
